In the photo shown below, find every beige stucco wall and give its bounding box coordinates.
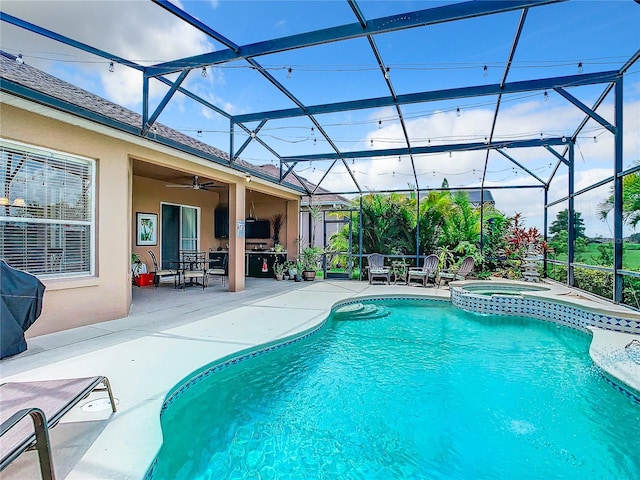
[1,105,132,336]
[1,102,300,336]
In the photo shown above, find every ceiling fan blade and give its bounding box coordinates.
[164,176,224,190]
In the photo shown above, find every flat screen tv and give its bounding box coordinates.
[245,220,270,239]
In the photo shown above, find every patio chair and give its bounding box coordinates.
[367,254,390,285]
[206,253,228,287]
[0,376,116,480]
[181,251,207,290]
[148,250,179,288]
[407,254,440,287]
[438,255,475,287]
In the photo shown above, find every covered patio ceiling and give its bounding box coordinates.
[1,0,637,198]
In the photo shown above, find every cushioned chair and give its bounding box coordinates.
[148,250,179,288]
[206,253,228,287]
[438,255,475,287]
[367,254,390,285]
[407,254,439,287]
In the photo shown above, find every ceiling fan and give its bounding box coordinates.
[165,175,225,190]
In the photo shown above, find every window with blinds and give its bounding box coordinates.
[0,139,95,277]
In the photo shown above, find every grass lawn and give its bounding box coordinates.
[550,242,640,270]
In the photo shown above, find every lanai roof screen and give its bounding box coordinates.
[1,0,638,235]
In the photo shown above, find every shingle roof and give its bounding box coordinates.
[252,163,350,206]
[461,189,495,204]
[0,51,306,191]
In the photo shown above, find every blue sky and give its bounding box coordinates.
[1,0,639,237]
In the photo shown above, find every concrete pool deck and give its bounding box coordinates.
[0,278,638,480]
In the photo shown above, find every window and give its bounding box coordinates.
[0,139,95,277]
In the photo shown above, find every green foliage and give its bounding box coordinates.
[574,267,613,299]
[549,230,568,255]
[359,193,415,254]
[453,241,482,266]
[592,243,613,266]
[272,260,287,276]
[439,191,480,248]
[547,264,614,300]
[435,245,455,270]
[476,270,492,280]
[574,236,589,256]
[550,209,586,238]
[417,190,451,254]
[326,193,546,281]
[623,276,640,309]
[301,246,324,271]
[482,207,509,269]
[599,164,640,228]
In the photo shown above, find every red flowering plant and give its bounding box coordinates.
[501,213,547,278]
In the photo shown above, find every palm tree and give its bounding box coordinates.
[329,193,415,256]
[599,166,640,228]
[439,191,481,248]
[416,190,451,254]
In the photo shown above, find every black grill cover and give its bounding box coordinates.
[1,260,46,359]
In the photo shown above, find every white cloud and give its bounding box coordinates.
[1,0,215,108]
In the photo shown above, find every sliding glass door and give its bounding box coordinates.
[161,203,200,269]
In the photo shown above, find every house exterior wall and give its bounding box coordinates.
[1,103,300,336]
[1,104,132,336]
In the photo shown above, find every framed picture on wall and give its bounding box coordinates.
[136,212,158,246]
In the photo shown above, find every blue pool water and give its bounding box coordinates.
[151,299,640,479]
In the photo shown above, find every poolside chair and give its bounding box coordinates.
[407,254,439,287]
[367,254,390,285]
[438,255,475,287]
[0,376,116,480]
[206,252,228,287]
[148,250,179,288]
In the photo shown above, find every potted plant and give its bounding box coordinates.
[270,213,285,245]
[293,259,304,282]
[131,252,144,276]
[273,259,286,281]
[301,246,323,281]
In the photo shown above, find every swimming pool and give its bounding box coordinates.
[148,299,640,479]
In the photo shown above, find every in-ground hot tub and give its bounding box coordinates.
[460,282,551,296]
